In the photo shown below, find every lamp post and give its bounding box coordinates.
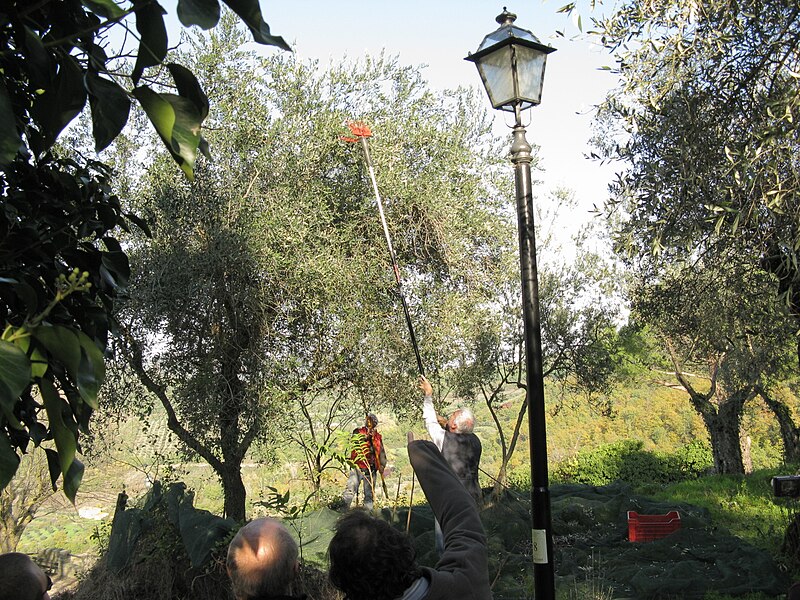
[466,8,556,599]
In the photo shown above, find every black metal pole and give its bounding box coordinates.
[510,121,555,599]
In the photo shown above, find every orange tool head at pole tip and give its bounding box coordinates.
[340,121,373,143]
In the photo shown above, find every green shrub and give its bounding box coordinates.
[506,467,531,491]
[552,439,713,487]
[671,439,714,476]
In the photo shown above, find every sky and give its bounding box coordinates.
[158,0,621,236]
[258,0,621,230]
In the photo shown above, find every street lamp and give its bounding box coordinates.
[466,8,557,600]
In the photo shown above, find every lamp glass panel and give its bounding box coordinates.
[514,44,548,105]
[474,45,515,109]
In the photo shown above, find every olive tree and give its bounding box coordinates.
[106,16,512,519]
[590,0,800,470]
[594,0,800,358]
[629,252,796,473]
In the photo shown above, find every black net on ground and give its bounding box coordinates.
[486,482,790,599]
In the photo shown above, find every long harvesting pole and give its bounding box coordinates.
[351,127,425,376]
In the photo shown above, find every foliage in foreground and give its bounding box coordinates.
[0,0,290,502]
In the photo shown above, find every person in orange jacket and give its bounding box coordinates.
[342,413,387,511]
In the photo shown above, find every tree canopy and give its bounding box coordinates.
[594,0,800,351]
[103,15,514,519]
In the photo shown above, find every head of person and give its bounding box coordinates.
[789,582,800,600]
[226,518,299,600]
[328,509,422,600]
[365,413,378,431]
[447,407,475,434]
[0,552,52,600]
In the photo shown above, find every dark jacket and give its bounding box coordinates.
[408,440,491,599]
[441,431,482,506]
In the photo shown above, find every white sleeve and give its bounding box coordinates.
[423,395,445,450]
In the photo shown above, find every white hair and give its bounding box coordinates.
[452,408,475,434]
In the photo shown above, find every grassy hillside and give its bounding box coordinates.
[18,374,800,599]
[20,375,794,550]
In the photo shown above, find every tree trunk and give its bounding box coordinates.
[486,395,509,496]
[668,343,750,476]
[0,518,23,553]
[494,395,529,496]
[705,396,745,475]
[125,328,252,519]
[760,389,800,463]
[220,464,247,522]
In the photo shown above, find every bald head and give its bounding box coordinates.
[227,518,299,600]
[0,552,51,600]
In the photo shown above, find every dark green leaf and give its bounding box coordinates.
[124,211,153,237]
[29,422,48,445]
[103,237,123,253]
[33,325,81,380]
[0,339,31,416]
[221,0,291,50]
[87,73,132,152]
[44,448,60,490]
[31,54,87,147]
[63,457,84,503]
[167,63,209,121]
[100,251,131,290]
[177,0,221,29]
[133,86,203,179]
[0,434,19,490]
[13,280,39,320]
[198,136,211,160]
[23,27,51,90]
[75,331,105,409]
[131,0,169,85]
[0,82,20,165]
[29,345,49,380]
[133,85,175,149]
[39,378,76,477]
[82,0,126,19]
[87,42,110,73]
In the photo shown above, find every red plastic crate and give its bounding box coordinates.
[627,510,681,542]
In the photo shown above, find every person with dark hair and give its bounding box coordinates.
[790,582,800,600]
[0,552,52,600]
[329,509,423,599]
[226,517,303,600]
[328,437,491,600]
[342,412,387,511]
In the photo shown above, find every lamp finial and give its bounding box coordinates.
[496,8,517,26]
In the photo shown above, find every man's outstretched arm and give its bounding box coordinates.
[407,438,491,598]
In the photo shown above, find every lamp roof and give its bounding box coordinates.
[467,7,555,62]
